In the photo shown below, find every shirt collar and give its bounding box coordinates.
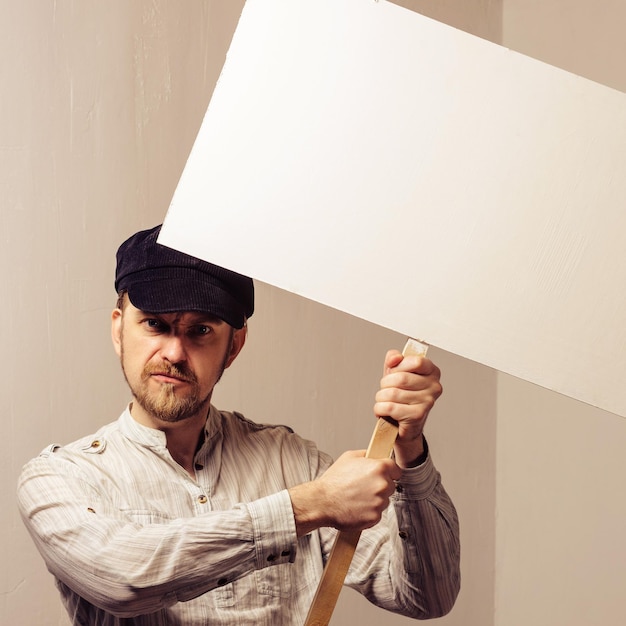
[118,403,222,451]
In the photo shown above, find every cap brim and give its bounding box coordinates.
[126,277,246,328]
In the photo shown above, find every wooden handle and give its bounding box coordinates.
[303,338,429,626]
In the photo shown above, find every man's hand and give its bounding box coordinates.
[289,450,402,537]
[289,349,443,537]
[374,350,443,467]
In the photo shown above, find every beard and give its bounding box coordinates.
[132,360,211,423]
[119,332,233,423]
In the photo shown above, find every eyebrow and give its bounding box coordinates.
[139,311,224,325]
[186,313,224,325]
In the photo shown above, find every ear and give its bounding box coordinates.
[224,326,247,369]
[111,308,123,358]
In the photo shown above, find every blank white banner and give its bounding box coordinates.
[160,0,626,418]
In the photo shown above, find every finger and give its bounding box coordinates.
[379,371,431,393]
[389,355,439,376]
[385,459,403,482]
[374,400,433,422]
[342,449,366,459]
[376,376,443,400]
[379,371,442,398]
[374,383,441,424]
[383,349,404,374]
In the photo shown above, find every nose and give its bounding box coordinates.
[159,334,187,364]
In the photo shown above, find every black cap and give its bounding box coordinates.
[114,225,254,329]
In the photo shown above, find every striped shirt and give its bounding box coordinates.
[17,405,460,625]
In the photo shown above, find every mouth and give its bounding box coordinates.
[150,372,191,385]
[143,360,197,387]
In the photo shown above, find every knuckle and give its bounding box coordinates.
[398,371,414,387]
[375,400,395,416]
[430,378,443,398]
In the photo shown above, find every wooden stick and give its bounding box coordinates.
[303,338,429,626]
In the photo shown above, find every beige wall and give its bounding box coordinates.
[3,2,622,626]
[503,0,626,92]
[1,1,245,623]
[495,381,626,626]
[497,3,626,625]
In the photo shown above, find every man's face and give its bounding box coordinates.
[111,298,245,427]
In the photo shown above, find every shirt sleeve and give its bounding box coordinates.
[16,450,298,618]
[343,451,461,619]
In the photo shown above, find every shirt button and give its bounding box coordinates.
[281,550,291,557]
[398,530,409,540]
[194,463,204,471]
[197,495,208,504]
[267,554,277,562]
[90,440,101,449]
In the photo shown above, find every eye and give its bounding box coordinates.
[144,318,168,333]
[190,324,212,337]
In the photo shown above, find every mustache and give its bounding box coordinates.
[142,361,197,384]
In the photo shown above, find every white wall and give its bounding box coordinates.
[496,3,626,625]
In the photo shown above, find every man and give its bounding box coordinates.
[18,225,460,625]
